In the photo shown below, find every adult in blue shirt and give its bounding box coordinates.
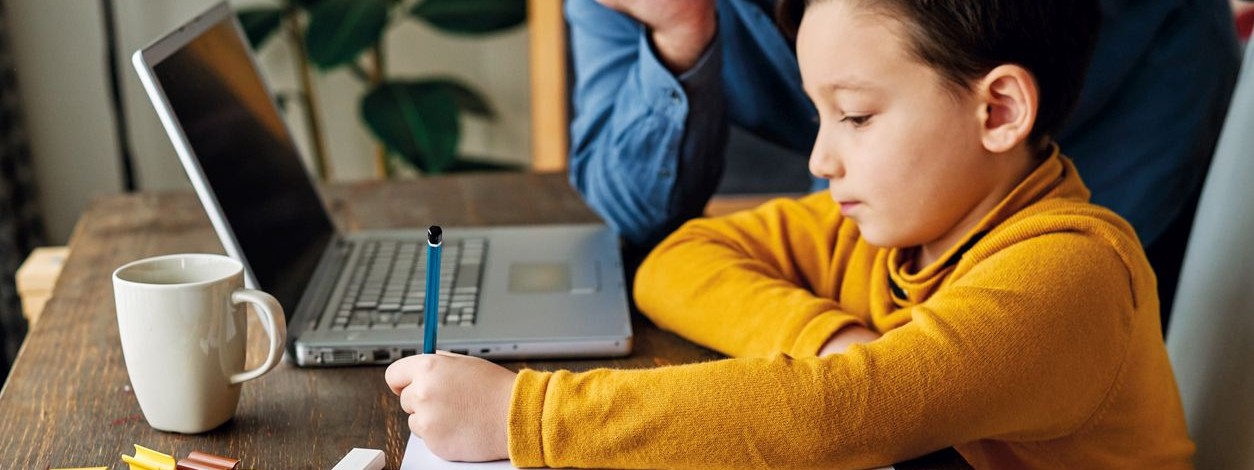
[567,0,1240,325]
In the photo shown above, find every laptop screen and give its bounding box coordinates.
[150,17,335,314]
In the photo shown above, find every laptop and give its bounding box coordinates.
[131,2,632,367]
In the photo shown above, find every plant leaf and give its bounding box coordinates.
[290,0,324,10]
[415,78,495,119]
[237,8,284,49]
[362,81,460,174]
[410,0,527,35]
[305,0,391,69]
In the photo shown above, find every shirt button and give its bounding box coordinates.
[669,89,681,103]
[659,169,673,178]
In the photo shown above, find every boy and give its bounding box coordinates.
[385,0,1195,467]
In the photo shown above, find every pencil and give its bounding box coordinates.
[423,226,442,354]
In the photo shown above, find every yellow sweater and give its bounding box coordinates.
[507,152,1194,469]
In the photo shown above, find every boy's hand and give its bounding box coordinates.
[384,351,517,462]
[818,325,882,356]
[596,0,716,73]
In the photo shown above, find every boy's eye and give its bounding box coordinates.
[840,114,872,128]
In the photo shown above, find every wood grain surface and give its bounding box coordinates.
[0,173,964,469]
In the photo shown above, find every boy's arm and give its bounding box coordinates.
[512,234,1138,468]
[634,192,872,358]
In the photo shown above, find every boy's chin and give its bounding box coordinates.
[855,224,914,250]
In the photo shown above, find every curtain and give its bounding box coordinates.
[0,0,45,383]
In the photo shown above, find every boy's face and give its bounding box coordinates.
[797,1,1010,253]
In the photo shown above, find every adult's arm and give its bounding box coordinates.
[565,0,731,249]
[1060,0,1241,246]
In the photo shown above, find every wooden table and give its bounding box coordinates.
[0,173,966,469]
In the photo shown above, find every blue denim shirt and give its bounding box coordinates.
[566,0,1240,249]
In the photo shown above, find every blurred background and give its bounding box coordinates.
[8,0,534,245]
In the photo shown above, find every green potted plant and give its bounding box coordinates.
[239,0,526,179]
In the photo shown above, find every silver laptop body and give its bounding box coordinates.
[131,2,632,366]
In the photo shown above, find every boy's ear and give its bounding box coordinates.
[975,65,1038,153]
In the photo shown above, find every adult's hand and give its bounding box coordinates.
[597,0,717,73]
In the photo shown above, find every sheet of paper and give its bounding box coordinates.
[400,433,517,470]
[399,432,895,469]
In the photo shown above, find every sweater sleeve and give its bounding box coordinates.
[634,192,869,359]
[509,233,1134,469]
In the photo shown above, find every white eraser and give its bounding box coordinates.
[331,448,385,470]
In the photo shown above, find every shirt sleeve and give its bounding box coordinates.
[508,233,1134,469]
[634,192,869,359]
[565,0,730,250]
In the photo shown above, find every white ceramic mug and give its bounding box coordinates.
[113,253,286,434]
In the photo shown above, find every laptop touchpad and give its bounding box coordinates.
[509,262,599,294]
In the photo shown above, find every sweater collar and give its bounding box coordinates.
[883,144,1086,306]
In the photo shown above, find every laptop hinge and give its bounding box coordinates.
[288,235,353,350]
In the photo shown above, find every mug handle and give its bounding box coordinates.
[228,289,287,385]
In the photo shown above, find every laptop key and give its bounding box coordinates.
[455,266,480,288]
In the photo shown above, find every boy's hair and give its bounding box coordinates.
[777,0,1101,147]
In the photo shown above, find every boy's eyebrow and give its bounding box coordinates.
[822,79,878,93]
[800,78,879,100]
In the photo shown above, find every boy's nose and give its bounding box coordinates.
[809,144,844,181]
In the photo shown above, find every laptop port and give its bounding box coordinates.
[372,349,391,362]
[323,350,357,365]
[400,348,417,357]
[451,349,468,355]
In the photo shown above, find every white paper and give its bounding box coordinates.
[399,432,895,470]
[400,433,518,470]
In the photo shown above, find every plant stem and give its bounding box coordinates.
[370,42,390,178]
[286,5,332,181]
[371,41,386,81]
[349,62,372,83]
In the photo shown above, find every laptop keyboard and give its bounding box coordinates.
[327,238,487,331]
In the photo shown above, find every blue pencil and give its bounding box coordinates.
[423,226,442,354]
